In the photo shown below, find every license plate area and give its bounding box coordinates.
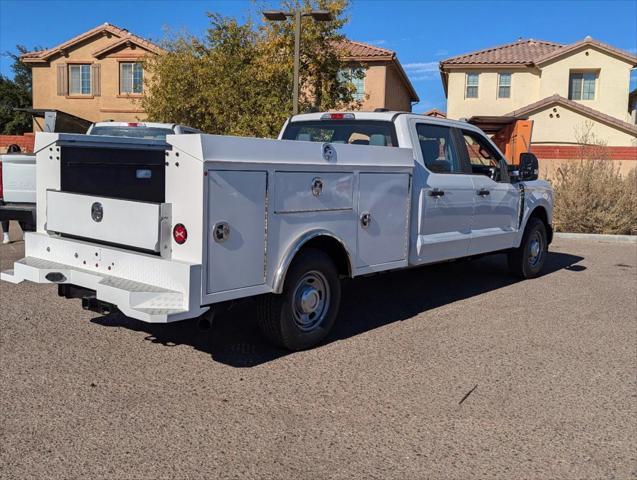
[46,190,170,253]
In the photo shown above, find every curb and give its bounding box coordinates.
[554,232,637,244]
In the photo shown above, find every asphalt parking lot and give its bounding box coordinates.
[1,228,635,479]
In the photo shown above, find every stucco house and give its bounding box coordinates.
[19,23,418,132]
[335,40,419,111]
[439,37,637,157]
[21,23,163,130]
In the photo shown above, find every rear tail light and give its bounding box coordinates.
[173,223,187,244]
[320,113,355,120]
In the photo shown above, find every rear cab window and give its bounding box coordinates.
[89,126,175,140]
[281,120,398,147]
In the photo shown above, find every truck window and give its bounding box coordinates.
[89,126,174,140]
[460,130,505,181]
[282,120,397,147]
[416,124,462,174]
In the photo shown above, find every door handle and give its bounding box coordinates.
[429,188,445,197]
[477,188,490,196]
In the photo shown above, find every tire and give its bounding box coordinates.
[508,217,548,279]
[257,248,341,351]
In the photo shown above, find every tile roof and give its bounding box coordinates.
[335,39,395,59]
[506,94,637,136]
[440,36,637,67]
[21,23,163,62]
[440,39,563,66]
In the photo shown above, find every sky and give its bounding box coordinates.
[1,0,636,113]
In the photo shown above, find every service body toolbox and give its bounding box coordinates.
[2,131,413,326]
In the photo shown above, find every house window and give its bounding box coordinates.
[569,72,597,100]
[466,73,479,98]
[338,67,365,100]
[68,64,91,95]
[497,73,511,98]
[120,62,144,94]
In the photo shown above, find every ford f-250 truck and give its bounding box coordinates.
[1,111,552,350]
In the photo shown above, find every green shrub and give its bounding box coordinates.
[550,159,637,235]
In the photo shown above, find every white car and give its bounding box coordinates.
[86,121,202,139]
[2,111,552,350]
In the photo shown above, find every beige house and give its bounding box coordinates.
[335,40,419,111]
[22,23,163,130]
[440,37,637,148]
[20,24,419,132]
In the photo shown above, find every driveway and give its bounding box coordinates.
[1,232,635,479]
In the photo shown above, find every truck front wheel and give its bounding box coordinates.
[508,217,548,279]
[257,248,341,350]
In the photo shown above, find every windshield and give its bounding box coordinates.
[282,120,398,147]
[89,126,174,140]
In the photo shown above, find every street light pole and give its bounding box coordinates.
[263,9,333,116]
[293,10,301,115]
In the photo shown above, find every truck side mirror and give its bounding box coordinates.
[518,152,539,181]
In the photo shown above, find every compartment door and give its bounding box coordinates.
[207,170,267,294]
[357,173,410,268]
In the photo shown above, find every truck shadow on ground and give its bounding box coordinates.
[91,251,585,368]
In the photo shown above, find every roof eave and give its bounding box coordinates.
[440,62,534,69]
[341,55,395,62]
[507,95,637,136]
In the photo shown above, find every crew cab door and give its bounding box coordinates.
[458,129,520,254]
[410,122,474,263]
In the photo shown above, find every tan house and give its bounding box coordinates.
[335,40,419,111]
[21,23,163,130]
[20,23,419,132]
[440,37,637,149]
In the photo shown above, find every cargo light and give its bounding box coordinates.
[320,113,355,120]
[127,122,144,127]
[173,223,188,244]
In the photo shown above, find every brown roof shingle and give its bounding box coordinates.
[21,22,163,62]
[440,36,637,67]
[334,39,395,60]
[441,38,563,66]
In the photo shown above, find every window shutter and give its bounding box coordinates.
[56,63,68,96]
[92,64,101,96]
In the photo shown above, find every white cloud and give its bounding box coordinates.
[364,39,387,45]
[403,61,439,81]
[435,49,449,57]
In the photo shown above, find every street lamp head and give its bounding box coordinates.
[308,10,333,21]
[263,10,288,21]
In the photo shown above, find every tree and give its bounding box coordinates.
[141,0,361,137]
[0,45,33,135]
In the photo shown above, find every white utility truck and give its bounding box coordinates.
[1,111,553,350]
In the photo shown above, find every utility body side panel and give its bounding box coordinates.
[206,170,267,294]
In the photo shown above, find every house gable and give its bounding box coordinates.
[507,94,637,146]
[21,23,163,64]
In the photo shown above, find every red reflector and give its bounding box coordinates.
[173,223,187,244]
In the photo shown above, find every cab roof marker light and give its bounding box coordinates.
[320,113,355,120]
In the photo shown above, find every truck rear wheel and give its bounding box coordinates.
[508,217,548,279]
[257,248,341,351]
